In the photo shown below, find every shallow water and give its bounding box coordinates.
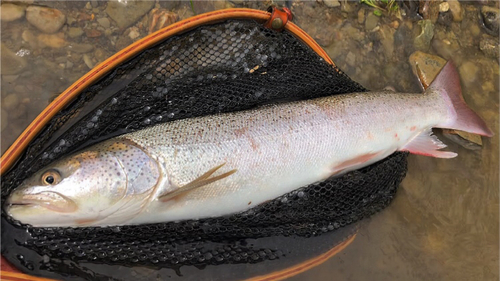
[1,1,498,280]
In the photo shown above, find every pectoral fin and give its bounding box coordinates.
[159,163,237,202]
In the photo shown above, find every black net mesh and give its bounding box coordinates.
[1,19,407,280]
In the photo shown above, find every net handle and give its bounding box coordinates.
[0,8,335,175]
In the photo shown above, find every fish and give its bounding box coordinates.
[5,62,493,227]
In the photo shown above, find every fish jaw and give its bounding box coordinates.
[7,190,78,213]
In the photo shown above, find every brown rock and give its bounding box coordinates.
[37,33,67,48]
[443,129,483,150]
[26,5,66,33]
[408,51,446,89]
[1,3,25,22]
[446,0,463,22]
[85,29,102,38]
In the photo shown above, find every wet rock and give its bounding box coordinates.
[446,0,463,22]
[67,43,94,54]
[420,0,440,23]
[2,94,19,111]
[26,6,66,34]
[365,12,379,31]
[358,8,365,24]
[21,30,38,48]
[1,109,7,131]
[439,2,449,13]
[106,0,155,29]
[479,36,499,59]
[66,16,76,25]
[115,35,133,51]
[480,6,500,36]
[94,48,110,64]
[67,27,84,38]
[147,8,178,34]
[443,129,483,150]
[345,51,356,67]
[414,20,434,51]
[1,43,27,75]
[97,17,110,28]
[379,25,395,60]
[390,20,400,29]
[83,53,95,69]
[458,61,478,85]
[323,0,340,8]
[341,1,354,13]
[408,51,446,89]
[128,27,141,40]
[37,33,67,48]
[85,29,102,38]
[437,9,453,26]
[1,3,25,22]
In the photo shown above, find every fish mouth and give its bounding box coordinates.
[7,191,78,213]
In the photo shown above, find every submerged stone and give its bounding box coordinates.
[106,0,155,29]
[1,43,28,75]
[26,6,66,34]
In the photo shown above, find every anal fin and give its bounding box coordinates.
[401,129,457,158]
[159,163,237,202]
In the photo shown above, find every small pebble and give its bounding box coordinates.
[128,27,140,40]
[358,8,365,24]
[439,2,450,13]
[85,29,102,38]
[458,61,478,84]
[345,51,356,66]
[37,33,67,48]
[365,12,379,31]
[67,27,84,38]
[21,30,37,48]
[446,0,463,22]
[97,17,111,28]
[83,53,95,69]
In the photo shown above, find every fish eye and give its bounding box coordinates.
[41,170,61,185]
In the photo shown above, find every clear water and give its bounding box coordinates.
[1,1,498,280]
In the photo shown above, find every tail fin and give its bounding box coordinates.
[428,61,493,137]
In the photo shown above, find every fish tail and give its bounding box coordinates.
[429,61,493,137]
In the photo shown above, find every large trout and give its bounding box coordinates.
[6,62,493,227]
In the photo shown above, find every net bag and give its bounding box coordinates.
[0,8,408,281]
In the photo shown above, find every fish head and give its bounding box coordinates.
[5,142,132,227]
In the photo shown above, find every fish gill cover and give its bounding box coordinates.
[1,20,407,279]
